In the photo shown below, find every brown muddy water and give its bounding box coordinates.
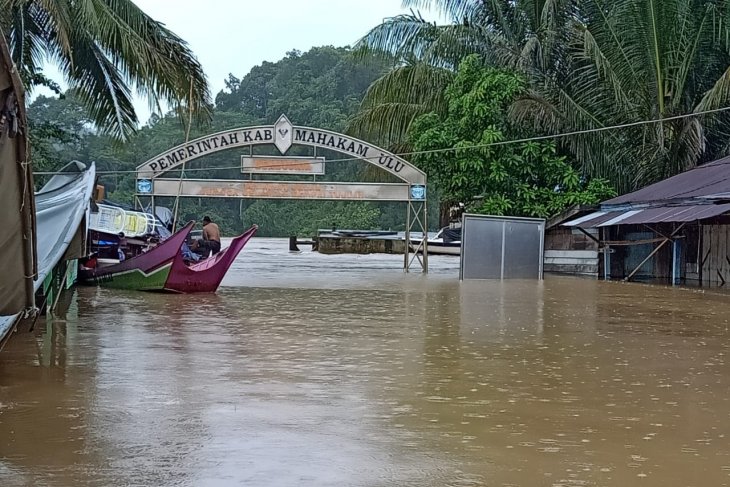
[2,238,730,486]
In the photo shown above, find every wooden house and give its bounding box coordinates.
[544,206,601,276]
[562,157,730,286]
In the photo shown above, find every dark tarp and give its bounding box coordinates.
[0,28,36,318]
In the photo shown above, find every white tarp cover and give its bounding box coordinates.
[1,162,94,347]
[34,161,96,290]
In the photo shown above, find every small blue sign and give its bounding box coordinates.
[410,185,426,200]
[137,179,152,194]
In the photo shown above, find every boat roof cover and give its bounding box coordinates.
[0,26,36,317]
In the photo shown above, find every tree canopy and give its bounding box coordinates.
[216,46,390,130]
[355,0,730,192]
[410,55,615,218]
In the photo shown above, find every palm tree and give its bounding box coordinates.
[354,0,730,191]
[516,0,730,190]
[351,0,574,147]
[1,0,211,140]
[347,60,453,151]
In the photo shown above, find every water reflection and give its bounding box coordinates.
[1,239,730,486]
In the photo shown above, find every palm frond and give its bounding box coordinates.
[696,65,730,112]
[55,39,137,140]
[402,0,486,23]
[577,26,636,116]
[356,14,442,61]
[80,0,211,124]
[361,63,452,109]
[348,63,453,147]
[347,102,436,150]
[1,0,212,140]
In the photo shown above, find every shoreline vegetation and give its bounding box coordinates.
[13,0,730,237]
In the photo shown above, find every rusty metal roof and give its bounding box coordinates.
[604,156,730,205]
[564,203,730,228]
[563,156,730,228]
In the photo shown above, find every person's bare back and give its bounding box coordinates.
[202,217,221,242]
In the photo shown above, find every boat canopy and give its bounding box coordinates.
[89,203,157,237]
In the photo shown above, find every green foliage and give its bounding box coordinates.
[216,47,390,131]
[27,94,92,173]
[27,46,412,236]
[2,0,211,140]
[356,0,730,192]
[409,56,615,219]
[242,200,381,237]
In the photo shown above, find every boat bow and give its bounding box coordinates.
[164,224,258,293]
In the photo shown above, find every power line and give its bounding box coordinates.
[398,104,730,156]
[33,104,730,176]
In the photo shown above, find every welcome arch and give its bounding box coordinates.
[135,115,429,272]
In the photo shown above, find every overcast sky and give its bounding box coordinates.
[39,1,431,122]
[132,0,424,122]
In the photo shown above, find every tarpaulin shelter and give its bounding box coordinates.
[0,27,36,344]
[34,161,96,288]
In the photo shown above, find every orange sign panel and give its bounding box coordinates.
[241,156,324,175]
[152,179,411,201]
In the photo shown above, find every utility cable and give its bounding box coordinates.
[32,104,730,176]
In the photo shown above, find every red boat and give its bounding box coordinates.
[78,222,195,290]
[163,224,258,293]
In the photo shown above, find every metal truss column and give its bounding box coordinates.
[404,198,428,273]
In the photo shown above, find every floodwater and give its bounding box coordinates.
[2,239,730,486]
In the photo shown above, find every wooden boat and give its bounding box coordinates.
[164,224,258,293]
[78,221,194,290]
[410,227,461,256]
[425,239,461,256]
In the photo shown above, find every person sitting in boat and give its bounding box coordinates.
[142,236,159,253]
[200,216,221,256]
[180,241,201,263]
[80,252,98,270]
[117,232,127,262]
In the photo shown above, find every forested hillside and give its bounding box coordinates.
[29,46,433,236]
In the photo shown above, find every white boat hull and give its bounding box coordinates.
[410,238,461,256]
[425,240,461,256]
